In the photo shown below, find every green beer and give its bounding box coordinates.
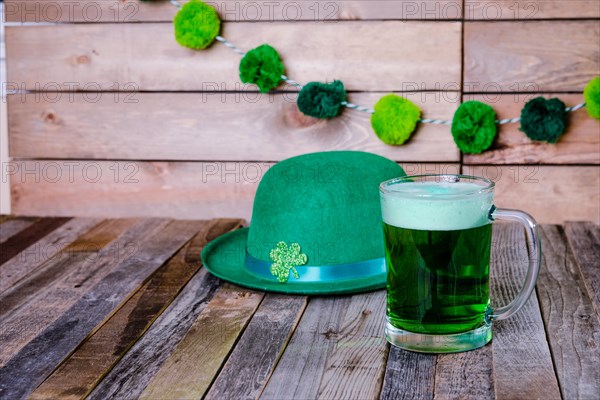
[380,177,495,348]
[384,223,491,334]
[380,175,542,353]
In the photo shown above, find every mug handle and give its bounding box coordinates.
[488,205,542,321]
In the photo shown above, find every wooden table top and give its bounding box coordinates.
[0,216,598,400]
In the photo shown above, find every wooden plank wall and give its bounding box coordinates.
[0,3,10,214]
[3,0,600,223]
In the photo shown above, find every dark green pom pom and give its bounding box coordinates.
[239,44,284,93]
[370,94,421,145]
[174,0,221,50]
[520,97,567,143]
[451,101,497,154]
[297,80,347,119]
[584,76,600,120]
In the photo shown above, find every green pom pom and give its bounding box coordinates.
[520,97,567,143]
[451,101,497,154]
[370,94,421,145]
[174,0,220,50]
[239,44,284,93]
[584,76,600,120]
[297,80,346,119]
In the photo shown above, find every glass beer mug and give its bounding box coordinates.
[380,174,541,353]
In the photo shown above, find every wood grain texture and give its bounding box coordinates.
[9,160,268,220]
[205,294,307,400]
[10,161,458,220]
[565,221,600,319]
[7,92,460,162]
[380,347,436,400]
[465,21,600,92]
[30,219,242,400]
[489,223,561,400]
[260,296,353,399]
[0,217,70,265]
[0,219,158,368]
[465,0,600,20]
[463,166,600,225]
[87,221,244,400]
[0,219,137,322]
[139,283,264,400]
[0,218,101,294]
[536,224,600,400]
[463,94,600,165]
[0,215,13,224]
[434,348,494,400]
[0,218,35,243]
[4,0,463,22]
[0,219,201,399]
[5,21,461,91]
[315,290,388,399]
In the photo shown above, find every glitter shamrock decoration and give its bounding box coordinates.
[269,242,308,283]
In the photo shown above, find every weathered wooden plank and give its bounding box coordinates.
[0,217,70,265]
[9,161,458,220]
[261,291,388,399]
[0,218,35,243]
[433,348,494,400]
[315,290,389,399]
[380,347,436,400]
[565,221,600,320]
[463,94,600,165]
[4,0,463,22]
[29,219,243,400]
[0,219,155,367]
[6,22,461,91]
[9,160,267,220]
[465,0,600,20]
[463,166,600,225]
[536,224,600,400]
[138,283,264,399]
[0,218,101,294]
[0,219,201,399]
[465,21,600,92]
[260,296,352,399]
[489,223,561,399]
[205,294,307,400]
[0,219,137,322]
[7,92,460,162]
[87,220,244,400]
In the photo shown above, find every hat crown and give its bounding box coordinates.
[247,151,405,265]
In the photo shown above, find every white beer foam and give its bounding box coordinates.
[381,182,493,231]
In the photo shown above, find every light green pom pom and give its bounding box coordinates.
[174,0,221,50]
[451,101,497,154]
[584,76,600,120]
[370,94,421,145]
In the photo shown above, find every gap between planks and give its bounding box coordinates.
[28,218,245,400]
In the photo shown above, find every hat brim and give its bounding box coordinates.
[201,228,386,295]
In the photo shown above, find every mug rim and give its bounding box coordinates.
[380,174,495,198]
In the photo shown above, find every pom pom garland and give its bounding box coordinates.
[370,95,421,145]
[239,44,285,93]
[451,101,497,154]
[297,80,347,119]
[174,0,221,50]
[164,0,597,152]
[520,97,567,143]
[584,76,600,120]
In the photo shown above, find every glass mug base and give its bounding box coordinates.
[385,318,493,353]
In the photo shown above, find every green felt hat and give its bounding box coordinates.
[201,151,405,294]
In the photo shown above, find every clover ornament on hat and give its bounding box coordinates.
[201,151,406,295]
